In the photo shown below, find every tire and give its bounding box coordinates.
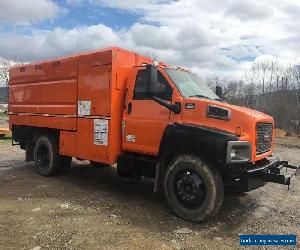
[164,155,224,222]
[34,135,69,176]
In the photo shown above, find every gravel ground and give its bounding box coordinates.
[0,136,299,250]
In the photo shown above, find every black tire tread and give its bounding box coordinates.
[34,135,71,176]
[164,154,224,222]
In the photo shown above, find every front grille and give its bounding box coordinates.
[256,123,273,155]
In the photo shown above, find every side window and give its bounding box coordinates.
[133,70,172,100]
[151,71,172,100]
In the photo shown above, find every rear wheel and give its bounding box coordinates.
[164,155,224,222]
[34,135,71,176]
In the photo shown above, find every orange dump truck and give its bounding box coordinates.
[9,47,299,222]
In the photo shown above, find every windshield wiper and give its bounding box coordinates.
[188,95,212,100]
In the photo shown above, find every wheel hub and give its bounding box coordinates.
[175,170,206,209]
[37,144,50,169]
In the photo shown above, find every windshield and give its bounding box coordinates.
[165,68,220,100]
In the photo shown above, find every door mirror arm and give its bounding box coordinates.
[151,96,181,114]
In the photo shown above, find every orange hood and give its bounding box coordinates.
[180,98,274,162]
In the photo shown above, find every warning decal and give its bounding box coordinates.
[78,101,91,116]
[94,119,108,146]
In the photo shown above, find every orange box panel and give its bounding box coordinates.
[76,118,111,164]
[9,114,77,131]
[9,47,154,164]
[9,56,77,85]
[9,78,77,115]
[60,131,76,157]
[9,56,78,116]
[78,56,111,116]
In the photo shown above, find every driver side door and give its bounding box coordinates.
[122,68,172,155]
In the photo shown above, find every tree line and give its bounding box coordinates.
[208,59,300,134]
[0,57,21,87]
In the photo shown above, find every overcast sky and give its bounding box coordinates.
[0,0,299,79]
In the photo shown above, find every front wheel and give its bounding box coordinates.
[164,155,224,222]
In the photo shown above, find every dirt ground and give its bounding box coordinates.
[0,131,299,249]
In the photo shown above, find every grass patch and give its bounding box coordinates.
[0,112,8,120]
[0,135,11,143]
[275,137,300,149]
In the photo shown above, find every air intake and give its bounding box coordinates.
[207,105,231,120]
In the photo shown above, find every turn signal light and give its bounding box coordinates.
[236,127,242,136]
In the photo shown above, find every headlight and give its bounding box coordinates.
[230,149,236,159]
[226,141,251,163]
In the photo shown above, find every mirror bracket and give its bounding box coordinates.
[152,96,181,114]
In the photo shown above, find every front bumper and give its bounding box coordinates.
[225,156,300,192]
[247,157,299,187]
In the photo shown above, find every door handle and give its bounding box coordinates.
[127,102,132,114]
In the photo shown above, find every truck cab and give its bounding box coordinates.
[118,64,298,221]
[9,47,299,222]
[123,64,273,161]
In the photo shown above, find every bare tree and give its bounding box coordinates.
[0,58,11,87]
[0,58,21,87]
[211,60,300,133]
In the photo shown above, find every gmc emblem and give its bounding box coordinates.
[263,135,272,142]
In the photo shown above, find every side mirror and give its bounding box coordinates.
[216,85,223,99]
[146,64,157,89]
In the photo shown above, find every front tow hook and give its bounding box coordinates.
[248,159,300,190]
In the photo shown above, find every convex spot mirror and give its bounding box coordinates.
[216,85,223,99]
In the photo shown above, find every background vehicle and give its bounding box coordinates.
[9,47,299,222]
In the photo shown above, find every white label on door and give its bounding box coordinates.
[78,101,91,116]
[94,119,108,146]
[126,134,136,143]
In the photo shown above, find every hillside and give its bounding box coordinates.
[0,87,8,103]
